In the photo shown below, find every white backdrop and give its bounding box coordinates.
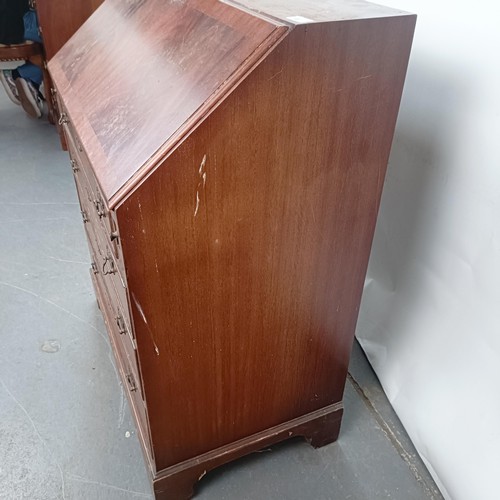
[356,1,500,499]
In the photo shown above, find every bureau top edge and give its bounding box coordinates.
[220,0,414,24]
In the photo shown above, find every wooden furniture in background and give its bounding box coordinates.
[35,0,103,136]
[48,1,415,498]
[36,0,103,59]
[0,41,53,121]
[0,41,42,62]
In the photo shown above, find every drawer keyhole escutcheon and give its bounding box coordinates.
[102,255,117,275]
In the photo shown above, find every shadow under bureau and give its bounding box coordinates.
[48,0,415,498]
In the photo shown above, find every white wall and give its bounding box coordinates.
[356,1,500,499]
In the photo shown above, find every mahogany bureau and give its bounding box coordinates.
[48,1,415,498]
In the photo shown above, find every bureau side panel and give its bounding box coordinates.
[117,15,415,471]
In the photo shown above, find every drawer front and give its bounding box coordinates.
[64,129,130,321]
[88,220,131,326]
[60,120,110,226]
[59,107,126,278]
[68,147,101,234]
[70,156,95,231]
[90,245,143,400]
[90,268,151,461]
[57,87,153,467]
[58,89,152,462]
[64,122,137,369]
[86,222,134,350]
[49,86,63,134]
[67,143,128,314]
[54,98,125,274]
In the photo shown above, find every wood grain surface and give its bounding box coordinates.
[51,0,416,497]
[49,0,284,203]
[116,14,416,472]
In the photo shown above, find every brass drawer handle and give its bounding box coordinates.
[80,210,89,223]
[116,314,127,335]
[58,112,69,125]
[102,255,116,275]
[94,196,106,219]
[126,373,137,392]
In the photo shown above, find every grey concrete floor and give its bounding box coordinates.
[0,91,442,500]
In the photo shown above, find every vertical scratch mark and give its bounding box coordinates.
[194,191,200,217]
[138,201,143,221]
[131,292,160,356]
[132,293,148,324]
[195,154,207,218]
[267,67,284,81]
[198,154,207,175]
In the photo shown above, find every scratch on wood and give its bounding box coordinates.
[131,292,160,355]
[132,293,148,325]
[194,154,207,217]
[138,200,144,224]
[268,67,284,81]
[357,74,372,81]
[199,154,207,175]
[194,191,200,217]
